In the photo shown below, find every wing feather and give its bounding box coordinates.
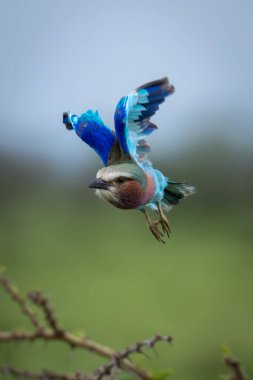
[114,77,175,166]
[63,110,116,166]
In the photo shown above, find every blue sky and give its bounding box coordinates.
[1,0,252,171]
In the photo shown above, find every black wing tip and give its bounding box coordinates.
[168,82,175,94]
[63,112,74,130]
[137,76,175,94]
[160,77,176,94]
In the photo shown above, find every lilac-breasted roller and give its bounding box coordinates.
[63,78,195,243]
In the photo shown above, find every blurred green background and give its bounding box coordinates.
[1,1,253,379]
[1,137,253,379]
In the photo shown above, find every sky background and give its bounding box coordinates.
[0,0,253,173]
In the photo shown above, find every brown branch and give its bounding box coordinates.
[1,367,77,380]
[92,334,172,380]
[0,274,172,380]
[0,330,154,380]
[0,335,172,380]
[225,356,247,380]
[0,330,116,358]
[0,274,42,330]
[28,291,63,336]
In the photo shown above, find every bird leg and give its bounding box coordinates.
[143,208,165,244]
[156,202,171,237]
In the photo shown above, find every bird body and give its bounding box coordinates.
[63,77,195,242]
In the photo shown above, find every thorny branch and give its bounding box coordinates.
[1,335,172,380]
[1,367,74,380]
[0,275,42,330]
[28,290,64,336]
[0,274,172,380]
[224,356,247,380]
[92,335,172,380]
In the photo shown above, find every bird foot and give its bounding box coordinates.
[155,216,171,238]
[144,206,171,243]
[148,221,165,244]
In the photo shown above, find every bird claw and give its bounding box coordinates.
[144,205,171,243]
[155,217,171,238]
[148,222,165,244]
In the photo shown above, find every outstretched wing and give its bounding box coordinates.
[114,77,175,167]
[63,110,116,166]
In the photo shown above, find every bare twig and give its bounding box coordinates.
[92,334,172,380]
[28,291,63,336]
[0,335,172,380]
[1,367,77,380]
[0,275,41,330]
[0,274,172,380]
[224,356,246,380]
[0,331,171,380]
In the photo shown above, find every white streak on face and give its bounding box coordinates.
[96,168,133,182]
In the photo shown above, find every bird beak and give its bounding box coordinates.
[88,178,109,190]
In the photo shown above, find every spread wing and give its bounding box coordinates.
[63,110,116,166]
[114,77,175,167]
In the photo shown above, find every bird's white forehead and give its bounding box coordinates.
[96,168,132,182]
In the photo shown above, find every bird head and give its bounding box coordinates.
[88,163,148,209]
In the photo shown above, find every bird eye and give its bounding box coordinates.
[117,177,127,184]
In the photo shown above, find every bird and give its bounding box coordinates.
[63,77,195,243]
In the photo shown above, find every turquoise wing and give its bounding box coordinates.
[114,77,175,167]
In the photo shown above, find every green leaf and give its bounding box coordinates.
[151,368,174,380]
